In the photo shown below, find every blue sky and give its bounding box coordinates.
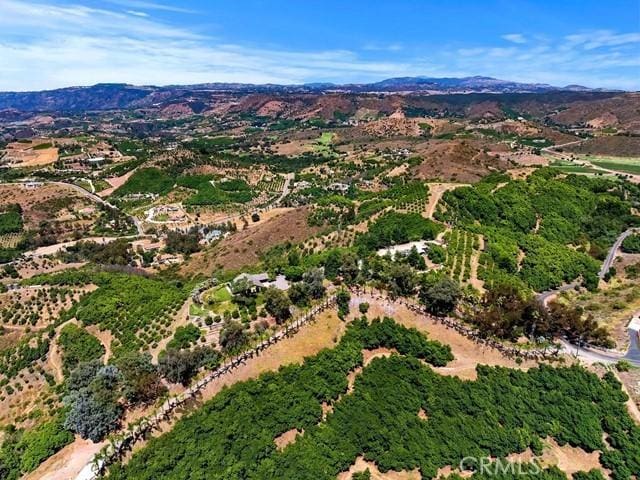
[0,0,638,91]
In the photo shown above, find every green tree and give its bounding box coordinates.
[405,246,426,270]
[58,324,105,375]
[302,268,326,299]
[419,275,461,316]
[113,352,166,405]
[288,282,310,307]
[264,287,292,324]
[219,320,249,354]
[336,289,351,320]
[385,263,417,297]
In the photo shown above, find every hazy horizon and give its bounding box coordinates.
[0,0,638,91]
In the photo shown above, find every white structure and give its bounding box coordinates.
[376,240,443,257]
[327,182,349,193]
[233,273,290,292]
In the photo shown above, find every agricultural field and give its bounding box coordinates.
[1,139,59,168]
[549,159,603,175]
[114,168,175,197]
[29,270,192,355]
[587,156,640,175]
[0,84,639,480]
[439,170,640,292]
[176,175,255,207]
[442,229,482,284]
[257,174,285,192]
[303,226,359,254]
[0,286,91,328]
[108,318,638,480]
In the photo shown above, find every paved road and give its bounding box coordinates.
[537,227,638,305]
[560,335,640,367]
[536,227,640,366]
[541,138,587,158]
[599,228,638,278]
[536,281,580,307]
[53,181,145,236]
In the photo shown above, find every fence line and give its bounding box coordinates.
[349,286,562,362]
[86,287,561,478]
[87,295,337,478]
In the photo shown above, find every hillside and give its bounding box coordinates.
[0,78,623,113]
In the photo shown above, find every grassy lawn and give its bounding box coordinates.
[550,165,603,174]
[314,132,335,156]
[549,159,604,174]
[589,157,640,175]
[199,285,234,315]
[211,285,232,302]
[189,303,207,316]
[73,179,93,191]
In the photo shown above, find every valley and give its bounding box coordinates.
[0,80,638,480]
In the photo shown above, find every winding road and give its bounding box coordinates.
[5,180,145,236]
[599,228,638,278]
[540,138,588,160]
[52,181,144,236]
[536,227,640,366]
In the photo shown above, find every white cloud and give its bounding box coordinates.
[104,0,197,14]
[0,0,637,91]
[363,42,404,52]
[565,30,640,49]
[126,10,149,17]
[443,34,640,89]
[502,33,527,44]
[0,0,202,40]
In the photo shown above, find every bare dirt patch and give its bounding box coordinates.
[498,151,550,166]
[425,183,467,219]
[14,257,86,280]
[274,428,304,450]
[363,347,394,366]
[2,139,59,167]
[352,295,536,380]
[23,436,106,480]
[180,207,323,277]
[99,168,137,196]
[505,438,608,478]
[411,141,511,183]
[272,139,314,155]
[564,136,640,157]
[508,167,539,179]
[337,456,421,480]
[616,370,640,425]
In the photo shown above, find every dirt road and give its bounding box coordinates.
[424,183,468,219]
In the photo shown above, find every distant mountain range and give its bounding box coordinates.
[0,76,620,112]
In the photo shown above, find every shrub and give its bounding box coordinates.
[58,324,105,374]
